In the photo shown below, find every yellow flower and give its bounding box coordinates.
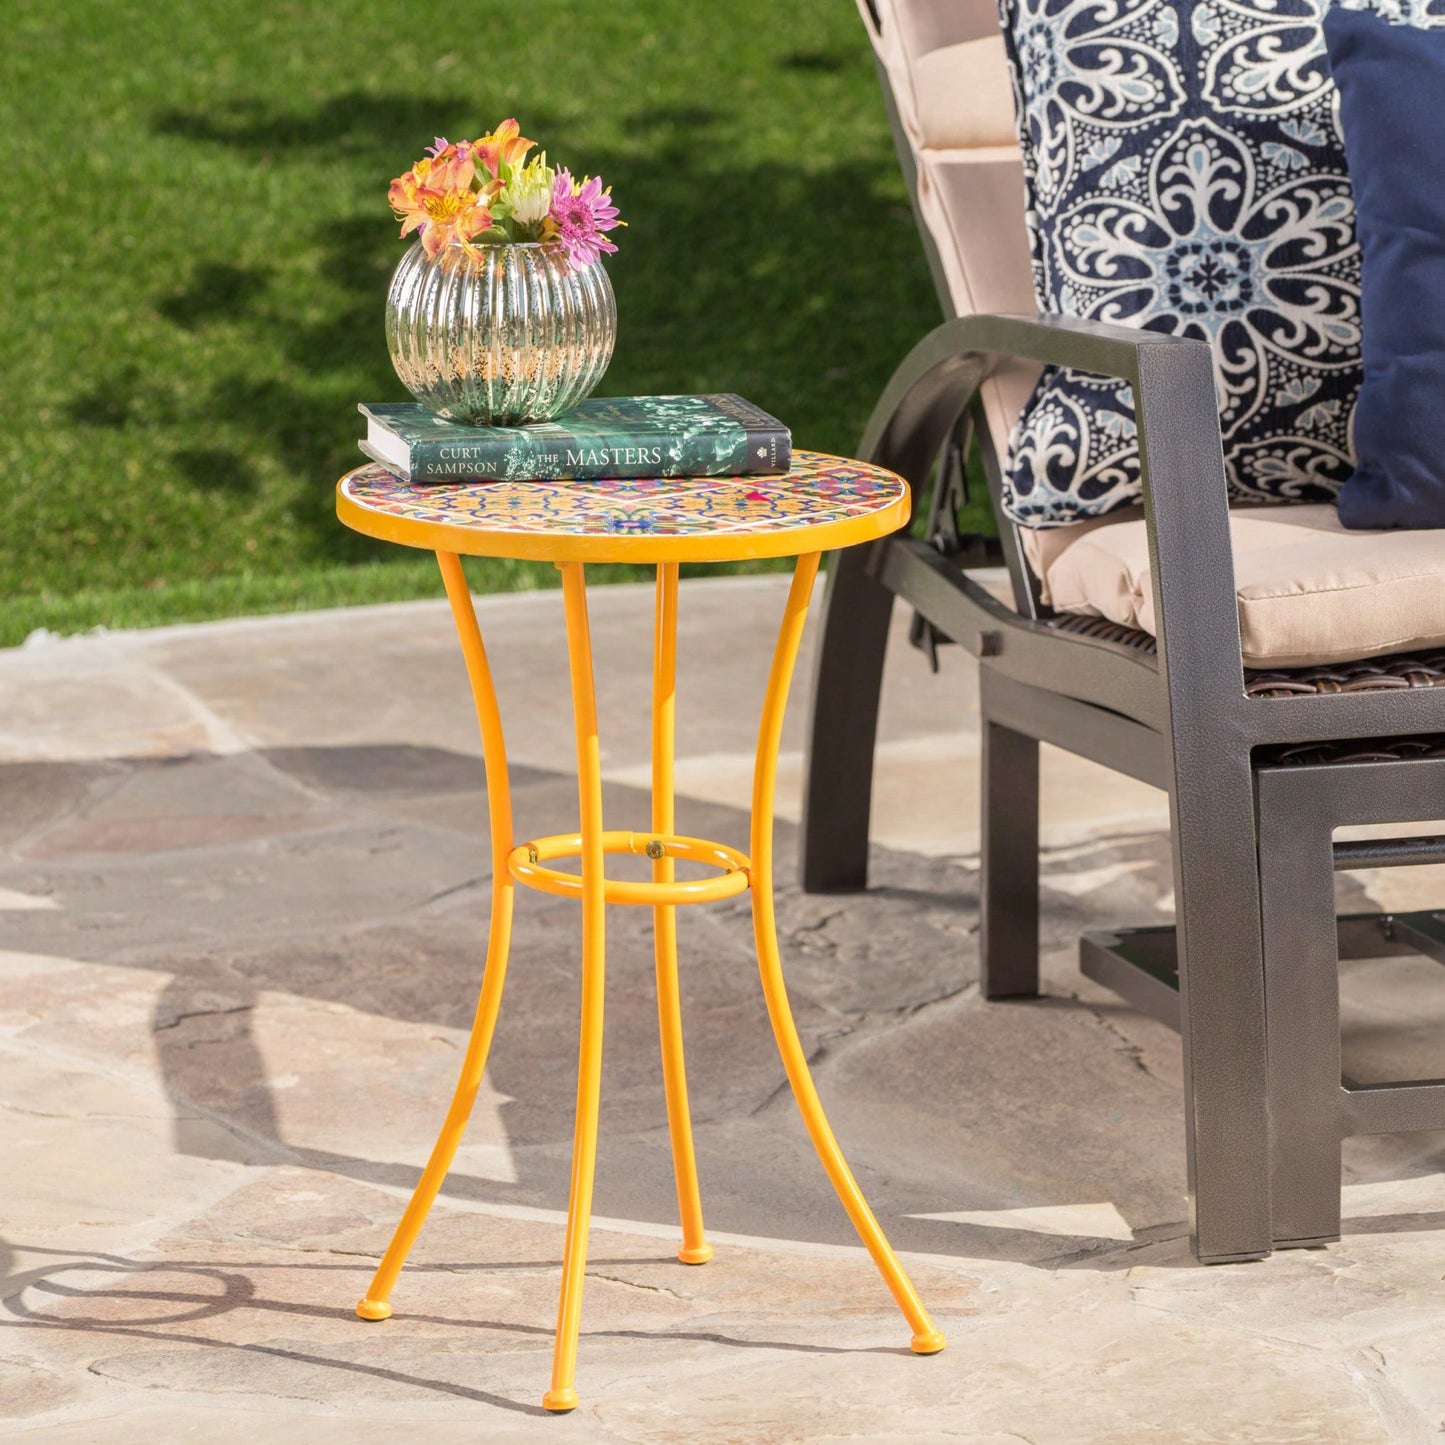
[506,153,555,225]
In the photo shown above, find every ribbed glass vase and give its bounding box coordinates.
[385,240,616,425]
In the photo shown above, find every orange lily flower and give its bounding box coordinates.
[474,118,535,177]
[389,167,493,256]
[389,145,474,210]
[422,139,477,191]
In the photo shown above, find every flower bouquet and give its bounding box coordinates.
[384,121,622,424]
[388,120,623,267]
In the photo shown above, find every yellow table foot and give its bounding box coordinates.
[677,1243,713,1265]
[542,1388,579,1413]
[356,1298,392,1322]
[910,1329,947,1355]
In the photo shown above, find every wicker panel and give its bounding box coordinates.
[1263,735,1445,767]
[1244,653,1445,698]
[1046,615,1445,699]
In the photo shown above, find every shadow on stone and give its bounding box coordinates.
[0,1240,912,1415]
[9,739,1440,1274]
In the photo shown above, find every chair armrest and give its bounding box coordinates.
[861,311,1247,706]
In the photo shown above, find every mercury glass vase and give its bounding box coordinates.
[385,240,616,425]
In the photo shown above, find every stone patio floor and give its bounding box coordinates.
[3,572,1445,1442]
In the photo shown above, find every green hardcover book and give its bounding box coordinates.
[357,395,791,482]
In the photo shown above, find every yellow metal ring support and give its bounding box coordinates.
[507,830,750,905]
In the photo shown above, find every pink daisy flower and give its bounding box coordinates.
[549,167,621,269]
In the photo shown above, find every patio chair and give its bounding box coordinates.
[802,0,1445,1262]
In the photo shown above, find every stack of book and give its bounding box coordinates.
[358,394,791,484]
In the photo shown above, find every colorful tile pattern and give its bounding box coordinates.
[338,450,906,540]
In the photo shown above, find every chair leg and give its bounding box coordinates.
[1258,772,1343,1248]
[543,561,609,1414]
[1170,755,1273,1263]
[799,544,895,894]
[755,555,944,1353]
[980,713,1040,999]
[357,552,516,1322]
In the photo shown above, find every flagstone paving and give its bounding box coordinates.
[3,574,1445,1442]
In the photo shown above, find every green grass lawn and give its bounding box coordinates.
[1,0,956,647]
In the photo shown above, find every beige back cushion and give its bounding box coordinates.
[859,0,1039,457]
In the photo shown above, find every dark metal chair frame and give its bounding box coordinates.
[800,56,1445,1264]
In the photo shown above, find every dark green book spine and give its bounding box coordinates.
[409,437,677,481]
[366,403,791,481]
[398,434,789,481]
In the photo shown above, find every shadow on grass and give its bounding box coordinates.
[173,446,259,493]
[67,362,182,430]
[777,49,852,72]
[61,82,935,567]
[157,261,273,329]
[152,90,481,159]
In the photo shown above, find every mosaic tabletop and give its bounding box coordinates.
[336,449,910,564]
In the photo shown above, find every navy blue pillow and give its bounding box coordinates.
[1328,6,1445,529]
[996,0,1366,528]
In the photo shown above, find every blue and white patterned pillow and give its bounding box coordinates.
[996,0,1445,527]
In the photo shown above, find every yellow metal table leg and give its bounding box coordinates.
[357,551,517,1324]
[359,548,940,1401]
[543,560,609,1413]
[749,553,946,1356]
[652,561,713,1267]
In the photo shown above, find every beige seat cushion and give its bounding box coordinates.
[1031,505,1445,669]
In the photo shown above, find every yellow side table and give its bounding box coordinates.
[336,451,944,1412]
